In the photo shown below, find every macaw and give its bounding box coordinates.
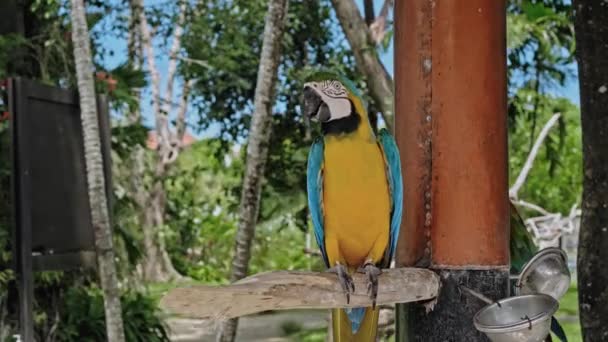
[510,202,567,342]
[303,71,402,342]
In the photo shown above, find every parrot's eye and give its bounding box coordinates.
[321,80,347,98]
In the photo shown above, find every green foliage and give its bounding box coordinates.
[552,283,582,342]
[54,287,107,341]
[280,320,303,335]
[0,34,27,80]
[509,94,582,214]
[163,140,241,282]
[0,120,13,337]
[181,0,362,187]
[507,0,575,172]
[111,123,149,159]
[21,0,75,85]
[507,0,575,90]
[55,287,170,342]
[95,63,148,114]
[0,3,159,338]
[162,138,324,283]
[287,326,327,342]
[510,203,538,274]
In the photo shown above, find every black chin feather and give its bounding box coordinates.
[321,99,361,136]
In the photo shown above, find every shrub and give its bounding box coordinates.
[55,287,170,342]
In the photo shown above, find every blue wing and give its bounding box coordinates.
[377,128,403,264]
[307,137,329,267]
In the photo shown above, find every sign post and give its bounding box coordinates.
[7,78,112,340]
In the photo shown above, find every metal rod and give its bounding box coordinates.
[459,285,495,305]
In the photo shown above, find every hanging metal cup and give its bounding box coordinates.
[473,294,558,342]
[472,247,570,341]
[515,247,570,301]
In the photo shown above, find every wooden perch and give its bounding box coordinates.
[160,268,439,320]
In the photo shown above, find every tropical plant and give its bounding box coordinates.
[55,287,170,342]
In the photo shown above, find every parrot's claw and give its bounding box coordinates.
[327,263,355,304]
[357,262,382,309]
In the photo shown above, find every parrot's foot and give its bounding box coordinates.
[326,263,355,304]
[357,262,382,309]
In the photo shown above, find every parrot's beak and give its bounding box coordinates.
[303,86,330,122]
[303,86,322,119]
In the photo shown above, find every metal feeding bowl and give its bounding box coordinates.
[516,247,570,300]
[474,294,558,342]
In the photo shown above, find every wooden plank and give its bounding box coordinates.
[161,268,440,320]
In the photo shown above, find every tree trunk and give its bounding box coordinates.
[127,0,143,124]
[363,0,375,25]
[216,0,288,340]
[140,167,182,282]
[136,0,188,282]
[572,1,608,341]
[361,0,379,134]
[69,1,125,341]
[331,0,394,132]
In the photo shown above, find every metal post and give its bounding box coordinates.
[394,1,509,340]
[9,78,35,342]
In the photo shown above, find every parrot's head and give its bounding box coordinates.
[302,71,370,135]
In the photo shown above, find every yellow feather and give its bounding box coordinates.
[322,113,390,268]
[332,308,380,342]
[323,91,390,341]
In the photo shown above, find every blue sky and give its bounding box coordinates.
[98,0,580,138]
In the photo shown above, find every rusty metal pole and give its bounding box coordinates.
[394,1,510,341]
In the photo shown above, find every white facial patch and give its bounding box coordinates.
[304,80,351,121]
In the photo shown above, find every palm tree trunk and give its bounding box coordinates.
[69,1,125,341]
[572,1,608,340]
[216,0,289,340]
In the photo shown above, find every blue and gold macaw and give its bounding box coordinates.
[304,71,402,341]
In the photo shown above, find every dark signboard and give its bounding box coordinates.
[6,77,112,340]
[0,0,24,36]
[8,77,112,271]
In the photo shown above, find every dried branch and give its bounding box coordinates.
[515,201,580,249]
[511,199,550,216]
[377,0,392,21]
[363,0,374,25]
[178,56,251,86]
[161,268,439,321]
[177,56,213,69]
[303,248,322,256]
[160,79,195,165]
[331,0,394,132]
[508,112,581,248]
[138,3,161,119]
[139,0,191,166]
[163,1,188,122]
[175,79,195,145]
[369,0,393,44]
[509,113,561,199]
[127,0,143,124]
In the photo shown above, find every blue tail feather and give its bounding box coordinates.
[345,307,366,333]
[551,316,568,342]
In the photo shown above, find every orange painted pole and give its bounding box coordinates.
[395,1,509,340]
